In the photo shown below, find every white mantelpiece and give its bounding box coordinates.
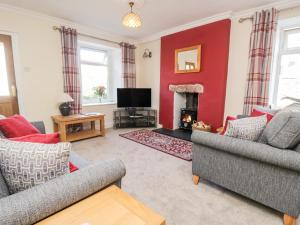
[169,84,204,129]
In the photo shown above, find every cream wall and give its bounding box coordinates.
[0,8,129,132]
[136,40,161,122]
[136,6,300,124]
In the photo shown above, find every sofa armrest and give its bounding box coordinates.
[192,131,300,172]
[31,121,46,134]
[0,158,126,225]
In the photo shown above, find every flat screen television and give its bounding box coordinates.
[117,88,151,108]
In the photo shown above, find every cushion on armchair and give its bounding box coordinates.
[0,139,71,194]
[0,115,40,138]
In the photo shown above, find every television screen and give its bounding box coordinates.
[117,88,151,108]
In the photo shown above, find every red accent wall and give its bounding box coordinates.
[159,19,231,130]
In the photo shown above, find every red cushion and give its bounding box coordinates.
[221,116,236,135]
[0,115,40,138]
[9,133,60,144]
[251,109,274,122]
[69,162,78,173]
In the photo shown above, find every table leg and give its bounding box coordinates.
[53,122,58,132]
[100,117,105,136]
[59,123,67,142]
[91,121,95,131]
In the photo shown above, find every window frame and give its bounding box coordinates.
[78,44,111,106]
[270,17,300,107]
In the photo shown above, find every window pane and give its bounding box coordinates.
[81,64,108,104]
[276,54,300,107]
[280,54,300,76]
[286,31,300,49]
[0,43,10,96]
[80,48,108,64]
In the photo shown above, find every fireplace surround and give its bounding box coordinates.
[169,84,204,130]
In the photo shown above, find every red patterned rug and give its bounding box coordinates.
[120,129,192,161]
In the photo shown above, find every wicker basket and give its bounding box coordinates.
[192,121,211,132]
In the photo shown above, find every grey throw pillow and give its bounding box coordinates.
[261,110,300,149]
[224,115,267,141]
[0,139,71,194]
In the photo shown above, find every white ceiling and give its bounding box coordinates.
[0,0,285,40]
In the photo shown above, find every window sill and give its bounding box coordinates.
[83,102,117,107]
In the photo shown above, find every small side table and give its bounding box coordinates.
[52,114,105,142]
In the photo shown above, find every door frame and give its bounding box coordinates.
[0,30,25,115]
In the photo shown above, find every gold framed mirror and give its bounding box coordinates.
[175,45,201,74]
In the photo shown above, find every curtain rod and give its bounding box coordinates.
[239,16,254,23]
[52,26,120,45]
[239,9,281,23]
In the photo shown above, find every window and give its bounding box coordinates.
[79,47,109,105]
[79,41,122,106]
[271,18,300,107]
[0,42,10,96]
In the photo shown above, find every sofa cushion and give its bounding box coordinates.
[251,109,274,122]
[0,115,40,138]
[0,139,71,194]
[253,106,280,115]
[0,170,9,199]
[224,115,267,141]
[261,103,300,149]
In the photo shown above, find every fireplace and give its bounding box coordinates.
[180,109,197,130]
[169,84,204,130]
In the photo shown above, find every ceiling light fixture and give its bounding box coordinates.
[122,2,142,28]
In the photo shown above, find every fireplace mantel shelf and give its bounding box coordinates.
[169,84,204,94]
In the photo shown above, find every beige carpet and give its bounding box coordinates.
[72,128,298,225]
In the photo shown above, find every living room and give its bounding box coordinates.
[0,0,300,225]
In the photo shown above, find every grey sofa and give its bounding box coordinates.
[191,110,300,225]
[0,121,126,225]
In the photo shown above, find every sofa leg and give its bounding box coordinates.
[192,175,200,185]
[283,214,296,225]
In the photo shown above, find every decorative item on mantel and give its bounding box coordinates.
[93,86,106,103]
[58,93,74,116]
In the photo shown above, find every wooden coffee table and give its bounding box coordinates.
[36,185,165,225]
[52,113,105,142]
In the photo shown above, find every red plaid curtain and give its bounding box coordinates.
[243,8,278,115]
[60,26,81,114]
[120,42,136,88]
